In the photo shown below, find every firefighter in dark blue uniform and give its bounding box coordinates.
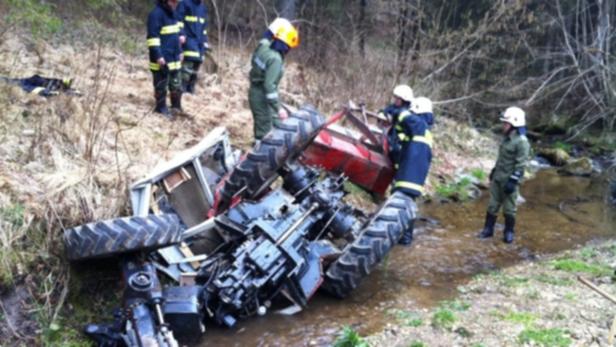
[0,75,74,97]
[378,85,414,166]
[147,0,183,117]
[393,97,434,245]
[177,0,209,94]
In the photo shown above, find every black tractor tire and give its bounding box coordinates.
[64,214,183,261]
[220,106,324,205]
[321,192,417,298]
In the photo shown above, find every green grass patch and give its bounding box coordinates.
[500,311,537,327]
[409,342,426,347]
[552,141,572,153]
[5,0,63,38]
[0,204,25,228]
[534,274,574,286]
[387,309,423,327]
[551,259,612,277]
[563,293,576,302]
[432,308,456,330]
[441,300,471,312]
[333,326,369,347]
[470,168,487,181]
[579,247,598,260]
[435,177,474,201]
[518,328,572,347]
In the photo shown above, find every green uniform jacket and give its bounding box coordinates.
[493,132,531,184]
[249,39,284,112]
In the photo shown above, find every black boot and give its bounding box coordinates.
[398,219,415,246]
[503,214,515,244]
[185,75,197,94]
[478,212,497,239]
[170,91,183,113]
[154,92,171,118]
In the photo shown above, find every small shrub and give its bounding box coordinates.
[518,328,572,347]
[333,326,369,347]
[435,177,473,201]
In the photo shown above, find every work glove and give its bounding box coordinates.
[504,170,523,194]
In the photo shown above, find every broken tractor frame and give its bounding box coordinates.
[64,105,415,346]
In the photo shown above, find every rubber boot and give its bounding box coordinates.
[398,219,415,246]
[503,214,515,244]
[154,92,171,118]
[185,75,197,94]
[478,212,497,239]
[170,91,183,113]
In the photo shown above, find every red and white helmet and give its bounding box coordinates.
[500,107,526,127]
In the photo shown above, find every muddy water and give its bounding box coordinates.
[199,170,615,347]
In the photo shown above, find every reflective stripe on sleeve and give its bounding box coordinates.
[160,23,181,35]
[178,22,185,29]
[184,51,201,58]
[147,38,161,47]
[254,57,266,70]
[167,61,182,70]
[266,92,279,100]
[149,62,161,71]
[394,181,424,194]
[185,16,198,22]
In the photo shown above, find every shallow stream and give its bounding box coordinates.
[199,169,615,346]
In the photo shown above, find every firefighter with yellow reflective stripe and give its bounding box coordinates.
[248,18,299,141]
[394,97,435,245]
[176,0,209,94]
[147,0,183,117]
[381,85,414,166]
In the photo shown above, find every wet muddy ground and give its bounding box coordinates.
[198,170,615,347]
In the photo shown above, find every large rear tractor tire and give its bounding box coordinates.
[219,106,324,206]
[321,192,417,298]
[64,214,183,261]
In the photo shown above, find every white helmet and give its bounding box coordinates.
[411,97,433,114]
[268,18,289,35]
[500,106,526,127]
[393,85,414,103]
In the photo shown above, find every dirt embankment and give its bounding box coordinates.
[367,241,616,347]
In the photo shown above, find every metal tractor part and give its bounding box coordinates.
[301,102,395,197]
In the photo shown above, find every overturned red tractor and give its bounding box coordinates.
[64,105,412,347]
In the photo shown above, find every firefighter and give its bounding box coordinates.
[147,0,183,117]
[380,85,414,166]
[177,0,209,94]
[249,18,299,141]
[394,97,434,245]
[478,106,531,244]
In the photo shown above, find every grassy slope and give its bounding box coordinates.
[366,241,616,347]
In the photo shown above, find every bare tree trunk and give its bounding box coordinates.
[277,0,298,19]
[358,0,367,58]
